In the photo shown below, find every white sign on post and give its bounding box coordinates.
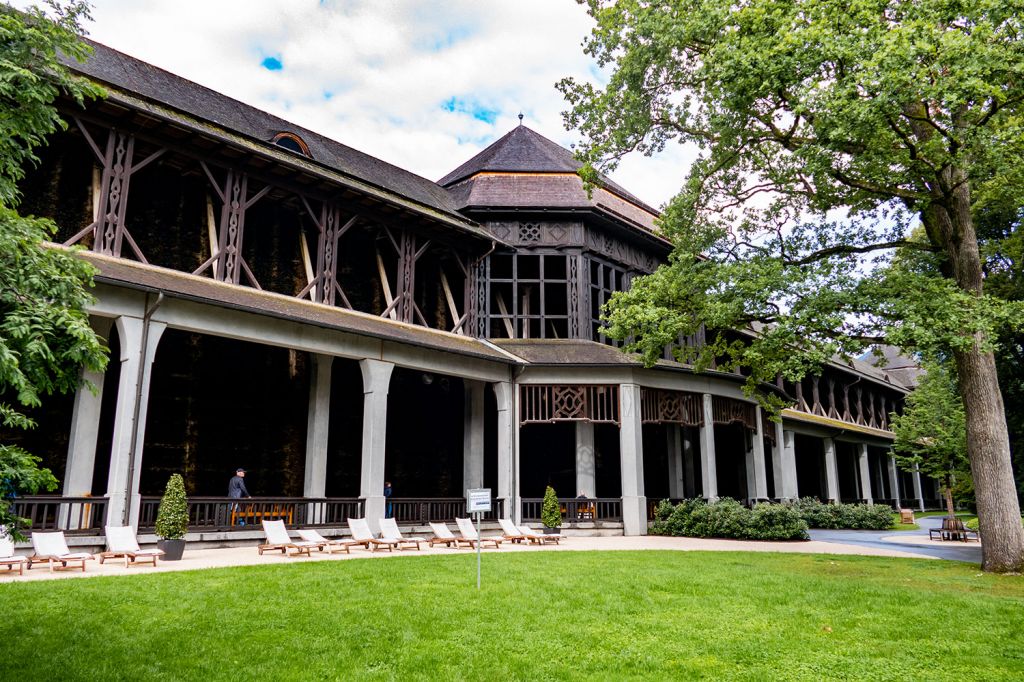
[467,488,492,513]
[467,488,491,589]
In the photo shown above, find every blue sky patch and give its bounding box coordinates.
[442,97,499,124]
[261,56,283,71]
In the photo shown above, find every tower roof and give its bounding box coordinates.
[438,125,657,215]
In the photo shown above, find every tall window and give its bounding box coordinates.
[486,252,570,339]
[589,256,630,345]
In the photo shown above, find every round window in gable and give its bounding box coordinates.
[272,132,312,158]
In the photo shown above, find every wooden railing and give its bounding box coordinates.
[10,496,108,535]
[137,496,363,532]
[388,497,504,524]
[521,497,622,522]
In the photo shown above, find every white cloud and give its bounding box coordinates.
[32,0,697,208]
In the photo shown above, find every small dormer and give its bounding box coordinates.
[272,131,312,158]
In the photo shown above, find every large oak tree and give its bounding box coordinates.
[561,0,1024,570]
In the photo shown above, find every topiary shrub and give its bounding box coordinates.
[155,473,189,540]
[541,485,562,529]
[749,503,809,540]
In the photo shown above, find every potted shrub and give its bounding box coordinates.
[541,485,562,534]
[154,473,189,560]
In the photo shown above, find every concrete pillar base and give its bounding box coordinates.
[363,495,386,533]
[621,495,648,536]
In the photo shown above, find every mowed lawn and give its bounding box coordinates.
[2,551,1022,681]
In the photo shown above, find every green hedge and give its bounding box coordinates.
[650,498,809,541]
[789,497,894,530]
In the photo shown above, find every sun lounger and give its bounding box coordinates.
[0,532,26,576]
[347,518,400,552]
[455,517,502,549]
[296,529,353,554]
[28,531,94,572]
[258,519,321,557]
[427,522,465,548]
[517,524,561,544]
[98,526,165,567]
[498,518,528,543]
[379,518,422,550]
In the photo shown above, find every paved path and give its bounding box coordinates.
[809,514,982,564]
[0,533,935,583]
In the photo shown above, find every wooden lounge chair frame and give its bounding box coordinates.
[379,518,422,550]
[98,526,165,568]
[258,520,321,557]
[428,522,471,548]
[455,517,502,549]
[347,518,400,552]
[28,531,94,572]
[296,529,353,554]
[0,534,26,576]
[497,518,528,544]
[518,524,562,544]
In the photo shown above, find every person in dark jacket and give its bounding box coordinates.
[228,468,250,525]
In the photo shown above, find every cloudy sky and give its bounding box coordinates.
[39,0,695,209]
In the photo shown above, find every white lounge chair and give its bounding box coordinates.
[297,529,353,554]
[28,531,94,572]
[518,524,561,544]
[0,532,26,576]
[98,526,165,567]
[347,518,399,552]
[427,522,466,548]
[379,518,422,550]
[455,517,502,549]
[498,518,529,544]
[258,519,321,557]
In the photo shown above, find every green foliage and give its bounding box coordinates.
[561,0,1024,388]
[154,474,188,540]
[789,498,895,531]
[891,363,969,484]
[541,486,561,528]
[0,443,57,541]
[650,498,809,541]
[0,3,107,538]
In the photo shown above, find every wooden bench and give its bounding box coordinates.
[231,504,294,527]
[929,516,978,542]
[899,508,915,525]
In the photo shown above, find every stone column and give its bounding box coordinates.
[359,359,394,533]
[463,380,485,494]
[779,429,799,500]
[64,317,114,499]
[105,315,166,527]
[699,394,718,500]
[748,409,768,501]
[493,381,516,521]
[665,425,684,499]
[770,420,784,499]
[682,428,697,498]
[887,455,902,507]
[575,421,596,497]
[618,383,647,535]
[912,464,925,511]
[823,437,839,503]
[857,443,873,504]
[303,354,332,524]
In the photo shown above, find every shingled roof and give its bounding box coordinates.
[438,125,659,215]
[65,41,484,236]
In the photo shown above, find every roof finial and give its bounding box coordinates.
[518,112,524,126]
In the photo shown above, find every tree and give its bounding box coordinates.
[560,0,1024,571]
[154,474,188,540]
[0,2,106,539]
[890,363,969,518]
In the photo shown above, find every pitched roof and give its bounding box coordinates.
[438,125,658,214]
[65,41,485,237]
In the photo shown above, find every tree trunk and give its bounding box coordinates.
[943,479,955,519]
[928,173,1023,572]
[954,343,1024,571]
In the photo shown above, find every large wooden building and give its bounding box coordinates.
[8,41,938,540]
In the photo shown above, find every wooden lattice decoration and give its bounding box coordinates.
[640,389,703,426]
[711,396,757,431]
[520,385,619,425]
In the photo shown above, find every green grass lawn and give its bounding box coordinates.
[2,551,1023,681]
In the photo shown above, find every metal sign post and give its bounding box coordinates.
[466,488,491,590]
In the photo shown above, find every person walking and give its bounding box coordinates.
[228,468,251,525]
[384,481,393,519]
